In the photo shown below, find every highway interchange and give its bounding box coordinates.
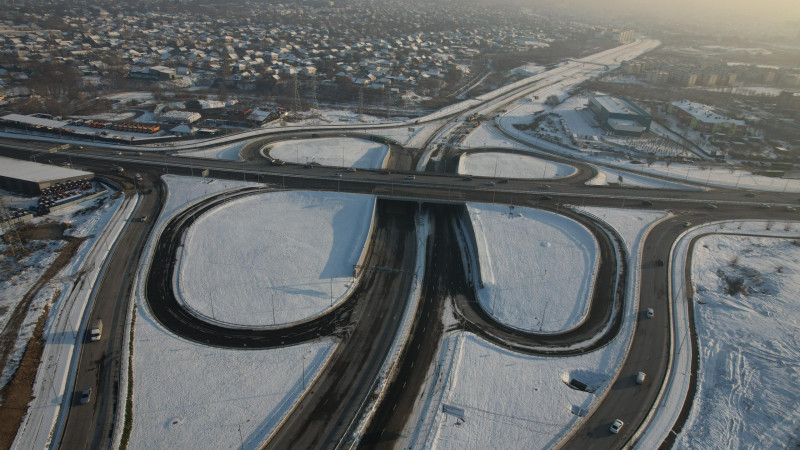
[2,37,799,450]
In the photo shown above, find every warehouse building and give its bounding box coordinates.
[0,156,94,194]
[667,100,746,136]
[588,95,652,137]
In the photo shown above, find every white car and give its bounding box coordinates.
[646,308,654,318]
[610,419,624,434]
[80,387,92,404]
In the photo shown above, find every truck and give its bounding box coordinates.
[90,319,103,342]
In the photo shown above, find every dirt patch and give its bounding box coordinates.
[0,304,50,449]
[14,221,66,242]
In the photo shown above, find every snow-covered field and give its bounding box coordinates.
[130,176,363,448]
[130,309,336,449]
[177,191,375,326]
[458,152,575,179]
[467,204,598,333]
[629,162,800,193]
[406,207,669,450]
[268,137,389,169]
[460,123,537,151]
[586,166,702,190]
[181,140,248,161]
[510,63,546,77]
[677,235,800,449]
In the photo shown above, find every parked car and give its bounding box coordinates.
[609,419,624,434]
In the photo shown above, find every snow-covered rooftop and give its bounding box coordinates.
[670,100,744,126]
[0,156,93,183]
[592,95,640,116]
[1,113,69,128]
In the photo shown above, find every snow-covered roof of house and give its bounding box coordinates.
[0,156,93,183]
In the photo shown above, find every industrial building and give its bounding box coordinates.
[587,95,652,137]
[667,100,747,136]
[0,156,94,194]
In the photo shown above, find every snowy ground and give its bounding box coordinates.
[268,137,389,169]
[460,123,537,151]
[130,308,336,449]
[104,91,155,104]
[630,162,800,192]
[495,98,800,193]
[458,152,575,179]
[586,166,702,190]
[676,235,800,449]
[636,220,800,449]
[181,140,248,161]
[404,207,669,450]
[467,204,598,333]
[129,176,361,448]
[510,63,546,77]
[177,191,375,327]
[0,193,123,388]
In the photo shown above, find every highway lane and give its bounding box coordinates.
[5,142,800,211]
[59,174,162,450]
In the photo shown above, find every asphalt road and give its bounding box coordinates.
[59,174,162,450]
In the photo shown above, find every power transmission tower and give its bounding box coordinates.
[292,74,301,121]
[311,74,319,123]
[358,87,364,122]
[0,197,25,258]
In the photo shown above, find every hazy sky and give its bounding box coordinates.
[554,0,800,26]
